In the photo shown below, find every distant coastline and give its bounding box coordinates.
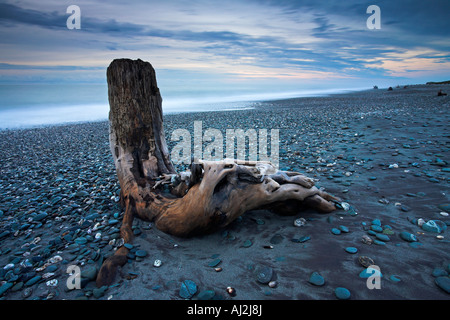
[0,82,448,130]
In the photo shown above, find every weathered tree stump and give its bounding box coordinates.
[96,58,339,286]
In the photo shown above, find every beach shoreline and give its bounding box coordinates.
[0,83,449,301]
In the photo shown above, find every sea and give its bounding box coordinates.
[0,84,365,130]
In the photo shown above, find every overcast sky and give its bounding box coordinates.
[0,0,449,95]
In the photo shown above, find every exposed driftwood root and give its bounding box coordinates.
[96,59,339,286]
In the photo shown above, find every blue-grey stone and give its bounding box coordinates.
[93,285,108,299]
[0,282,14,296]
[309,272,325,286]
[270,234,283,244]
[108,219,119,225]
[298,236,311,243]
[373,239,386,246]
[345,247,358,254]
[74,237,87,245]
[197,290,216,300]
[208,258,221,267]
[331,228,341,235]
[399,231,417,242]
[371,225,383,233]
[254,265,273,284]
[372,219,382,226]
[390,275,401,282]
[25,275,41,287]
[33,212,48,221]
[242,239,252,248]
[422,220,440,233]
[179,280,198,299]
[335,287,351,300]
[435,277,450,294]
[376,234,390,242]
[124,243,134,250]
[135,250,148,258]
[432,268,448,277]
[338,225,349,233]
[81,266,98,281]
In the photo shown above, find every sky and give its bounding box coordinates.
[0,0,449,99]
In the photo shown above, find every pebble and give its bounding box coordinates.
[432,268,448,277]
[435,277,450,294]
[153,259,162,267]
[254,265,273,284]
[422,220,447,233]
[179,280,197,299]
[291,235,311,243]
[135,250,148,258]
[0,282,14,296]
[242,239,253,248]
[208,258,221,267]
[345,247,358,254]
[270,234,283,244]
[331,228,341,235]
[294,218,306,227]
[25,275,41,287]
[309,272,325,286]
[93,285,108,299]
[334,287,351,300]
[361,235,373,245]
[399,231,417,242]
[375,234,390,242]
[371,225,383,233]
[358,256,375,268]
[197,290,215,300]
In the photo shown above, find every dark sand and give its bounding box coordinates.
[0,84,449,302]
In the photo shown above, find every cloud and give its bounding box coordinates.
[0,0,449,86]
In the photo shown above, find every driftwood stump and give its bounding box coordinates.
[96,58,339,286]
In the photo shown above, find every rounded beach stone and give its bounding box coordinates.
[208,258,221,267]
[432,268,448,277]
[197,290,215,300]
[135,250,148,258]
[435,277,450,294]
[335,287,351,300]
[371,219,381,226]
[399,231,417,242]
[254,265,273,284]
[270,234,283,244]
[242,239,252,248]
[371,225,383,233]
[345,247,358,254]
[309,272,325,286]
[331,228,341,235]
[376,234,390,242]
[179,280,198,299]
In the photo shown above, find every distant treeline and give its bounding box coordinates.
[426,80,450,85]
